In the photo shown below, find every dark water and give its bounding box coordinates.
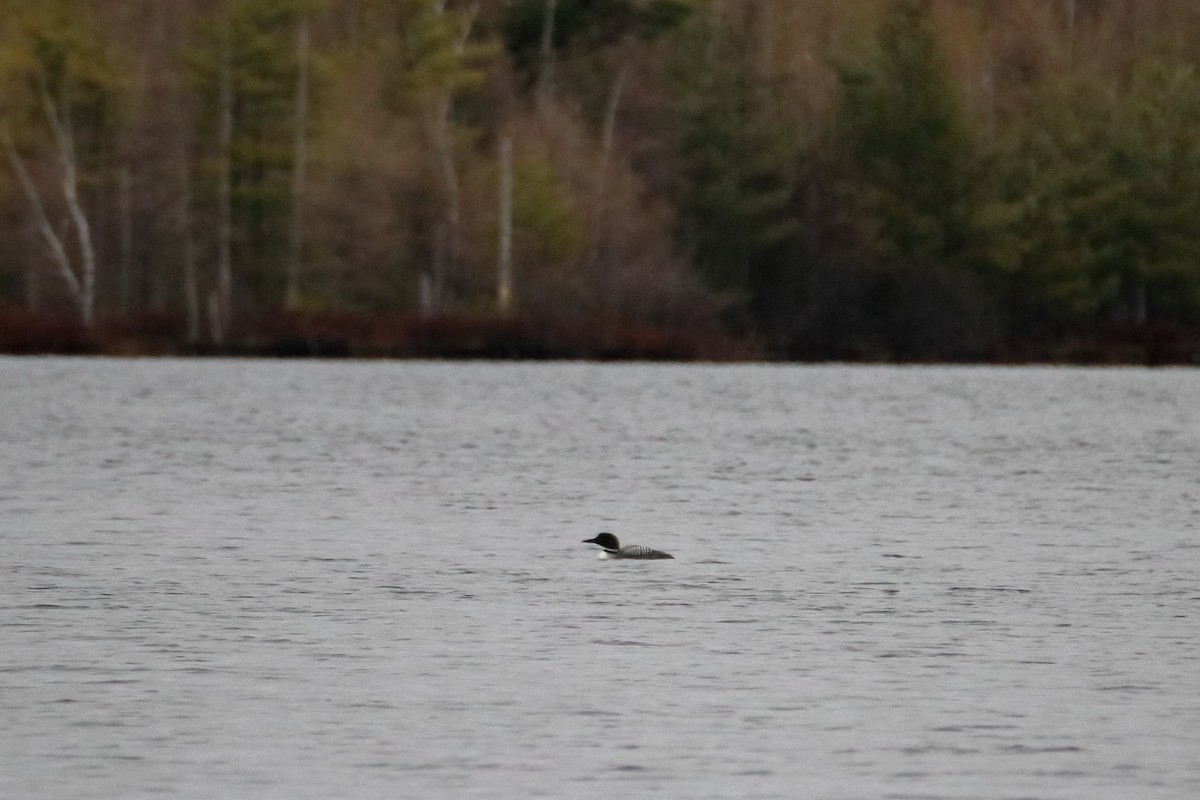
[2,359,1198,799]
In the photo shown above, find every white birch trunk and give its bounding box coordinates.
[3,130,83,312]
[42,93,97,328]
[2,78,98,328]
[36,78,98,328]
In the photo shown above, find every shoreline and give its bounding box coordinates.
[2,308,1198,365]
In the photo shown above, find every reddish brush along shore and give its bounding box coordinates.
[3,307,1199,364]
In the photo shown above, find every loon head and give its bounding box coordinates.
[582,532,620,551]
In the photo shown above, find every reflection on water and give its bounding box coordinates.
[2,359,1199,799]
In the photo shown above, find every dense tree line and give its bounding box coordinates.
[2,0,1200,359]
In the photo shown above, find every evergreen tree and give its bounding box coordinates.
[377,0,496,308]
[835,0,973,269]
[671,5,797,322]
[992,60,1200,329]
[188,0,321,310]
[814,0,1002,358]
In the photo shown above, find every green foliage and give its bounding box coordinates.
[989,60,1200,326]
[7,0,1200,355]
[0,0,118,168]
[378,0,495,115]
[188,0,321,302]
[834,0,973,268]
[512,158,583,269]
[672,7,797,308]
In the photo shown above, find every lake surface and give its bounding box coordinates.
[2,358,1198,799]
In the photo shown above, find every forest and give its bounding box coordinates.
[2,0,1200,361]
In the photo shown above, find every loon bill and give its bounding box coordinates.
[583,532,674,560]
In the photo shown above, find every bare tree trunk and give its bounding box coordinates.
[178,137,200,344]
[425,1,480,305]
[2,75,99,329]
[31,76,99,328]
[1133,278,1148,326]
[428,110,458,305]
[26,257,40,311]
[118,165,133,314]
[497,135,513,313]
[426,222,446,315]
[286,11,310,311]
[535,0,558,114]
[419,271,435,316]
[207,289,224,346]
[216,0,235,337]
[42,89,97,328]
[3,130,85,318]
[588,64,628,267]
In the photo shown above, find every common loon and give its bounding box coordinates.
[583,532,674,560]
